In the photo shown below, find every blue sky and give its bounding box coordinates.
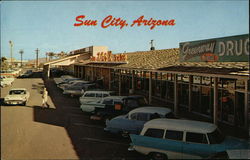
[1,1,249,60]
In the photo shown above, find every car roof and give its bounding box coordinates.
[85,90,115,94]
[103,96,127,100]
[144,118,217,134]
[10,88,27,91]
[129,107,172,115]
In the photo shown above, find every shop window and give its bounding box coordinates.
[218,89,235,124]
[162,73,168,80]
[235,92,245,127]
[177,74,182,81]
[166,82,174,101]
[193,76,201,84]
[201,77,211,86]
[236,80,245,91]
[183,75,189,83]
[179,83,189,106]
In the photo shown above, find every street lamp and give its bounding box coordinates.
[9,41,13,69]
[19,49,24,67]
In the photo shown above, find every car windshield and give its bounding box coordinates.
[9,90,26,95]
[137,97,147,106]
[207,129,225,144]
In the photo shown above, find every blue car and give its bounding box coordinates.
[129,119,249,159]
[104,107,173,137]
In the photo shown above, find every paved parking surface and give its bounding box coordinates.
[1,72,144,160]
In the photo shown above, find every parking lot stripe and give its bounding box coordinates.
[80,137,128,146]
[72,123,104,129]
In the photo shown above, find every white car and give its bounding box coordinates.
[0,77,14,87]
[4,88,30,106]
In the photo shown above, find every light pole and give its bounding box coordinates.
[35,48,39,69]
[19,49,24,67]
[9,41,13,69]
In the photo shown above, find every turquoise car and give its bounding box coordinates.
[104,107,173,137]
[129,119,249,159]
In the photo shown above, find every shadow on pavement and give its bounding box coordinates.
[31,72,144,160]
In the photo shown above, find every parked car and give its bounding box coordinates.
[4,88,30,106]
[80,96,124,113]
[90,95,148,121]
[205,149,250,159]
[56,77,82,86]
[54,75,75,85]
[0,76,14,87]
[104,107,174,137]
[63,83,97,97]
[79,90,116,104]
[129,119,250,159]
[18,70,33,78]
[58,80,91,90]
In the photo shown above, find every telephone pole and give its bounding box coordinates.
[150,40,155,50]
[19,49,24,67]
[35,48,39,69]
[9,41,13,69]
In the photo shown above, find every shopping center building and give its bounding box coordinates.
[44,34,250,137]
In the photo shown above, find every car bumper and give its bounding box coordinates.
[4,100,25,105]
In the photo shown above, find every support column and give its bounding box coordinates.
[149,72,152,105]
[91,67,94,81]
[109,68,112,90]
[174,74,178,116]
[188,75,193,112]
[47,64,50,78]
[119,70,122,96]
[131,70,135,94]
[244,79,249,130]
[213,77,218,125]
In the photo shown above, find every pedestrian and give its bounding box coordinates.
[42,88,49,108]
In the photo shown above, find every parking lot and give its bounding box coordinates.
[1,71,144,160]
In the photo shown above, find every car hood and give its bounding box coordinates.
[222,136,250,150]
[5,94,26,100]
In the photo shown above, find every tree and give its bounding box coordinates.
[1,57,8,70]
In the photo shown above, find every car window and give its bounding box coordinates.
[165,130,183,141]
[137,97,147,106]
[186,132,208,144]
[9,90,25,95]
[102,99,113,105]
[144,128,164,138]
[84,93,96,97]
[96,93,102,98]
[130,113,137,120]
[125,99,139,108]
[103,94,109,97]
[137,113,149,121]
[207,129,225,144]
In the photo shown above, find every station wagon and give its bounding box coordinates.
[129,119,249,159]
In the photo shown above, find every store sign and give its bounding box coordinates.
[90,51,128,62]
[180,34,249,62]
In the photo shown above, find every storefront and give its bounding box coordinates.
[72,34,249,137]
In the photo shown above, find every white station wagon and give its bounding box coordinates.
[4,88,30,106]
[129,119,249,159]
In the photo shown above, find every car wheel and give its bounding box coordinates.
[23,101,26,106]
[148,152,168,160]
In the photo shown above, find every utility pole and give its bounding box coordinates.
[19,49,24,67]
[150,40,155,50]
[9,41,13,69]
[35,48,39,69]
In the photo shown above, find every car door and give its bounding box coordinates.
[182,131,214,158]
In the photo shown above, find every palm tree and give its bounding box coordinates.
[19,49,24,67]
[47,52,55,61]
